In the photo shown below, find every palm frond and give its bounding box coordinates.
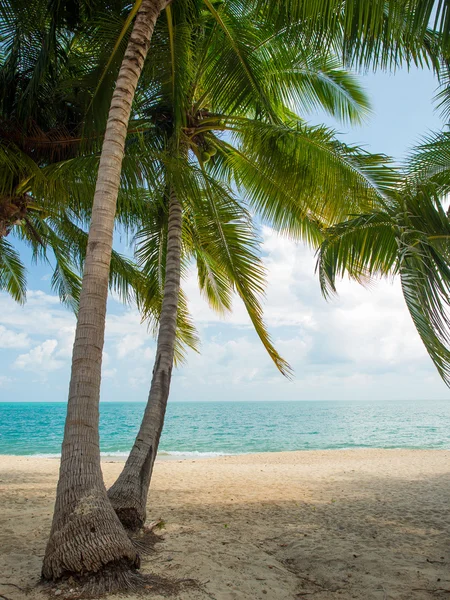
[51,256,82,313]
[207,119,397,241]
[174,161,292,377]
[255,35,371,124]
[316,211,399,298]
[400,243,450,385]
[317,183,450,386]
[173,290,200,365]
[255,0,450,70]
[408,131,450,195]
[0,237,26,303]
[133,189,201,359]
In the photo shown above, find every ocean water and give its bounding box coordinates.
[0,400,450,457]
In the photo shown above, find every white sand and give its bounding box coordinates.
[1,450,450,599]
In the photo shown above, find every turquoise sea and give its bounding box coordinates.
[0,400,450,457]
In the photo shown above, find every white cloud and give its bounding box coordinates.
[0,325,31,349]
[0,223,448,401]
[171,227,448,400]
[116,333,145,359]
[0,291,75,337]
[128,366,151,389]
[55,326,76,358]
[143,347,154,361]
[14,339,65,373]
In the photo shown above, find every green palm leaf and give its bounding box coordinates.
[178,162,292,377]
[256,0,450,70]
[317,211,399,298]
[317,184,450,386]
[408,131,450,194]
[0,237,26,303]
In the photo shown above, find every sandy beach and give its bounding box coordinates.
[1,449,450,600]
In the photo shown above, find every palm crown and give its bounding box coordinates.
[1,0,401,374]
[0,0,169,312]
[122,0,404,375]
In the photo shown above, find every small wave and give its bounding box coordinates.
[27,450,236,459]
[101,451,129,457]
[30,451,130,458]
[31,453,61,458]
[159,450,236,458]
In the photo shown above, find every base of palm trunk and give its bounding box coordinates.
[42,490,140,581]
[42,559,140,596]
[108,465,149,532]
[108,482,147,531]
[113,505,146,532]
[41,560,187,598]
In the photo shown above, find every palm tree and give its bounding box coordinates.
[29,0,450,582]
[1,0,175,579]
[0,1,86,303]
[38,0,176,580]
[104,3,403,530]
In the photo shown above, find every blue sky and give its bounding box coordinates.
[316,67,443,157]
[1,66,449,402]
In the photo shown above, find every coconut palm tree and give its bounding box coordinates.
[0,1,183,580]
[0,1,86,302]
[0,14,201,583]
[40,0,169,576]
[104,2,404,530]
[34,0,450,583]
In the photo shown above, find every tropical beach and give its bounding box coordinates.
[2,0,450,598]
[1,450,450,600]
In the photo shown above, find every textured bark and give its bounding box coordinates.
[108,189,182,530]
[42,0,169,581]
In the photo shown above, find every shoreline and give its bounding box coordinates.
[1,445,450,462]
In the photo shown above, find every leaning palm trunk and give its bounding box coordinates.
[42,0,168,581]
[108,189,182,530]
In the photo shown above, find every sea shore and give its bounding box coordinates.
[1,449,449,600]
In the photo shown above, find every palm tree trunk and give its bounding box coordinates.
[42,0,169,581]
[108,188,182,531]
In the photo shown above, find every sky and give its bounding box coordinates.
[1,66,449,403]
